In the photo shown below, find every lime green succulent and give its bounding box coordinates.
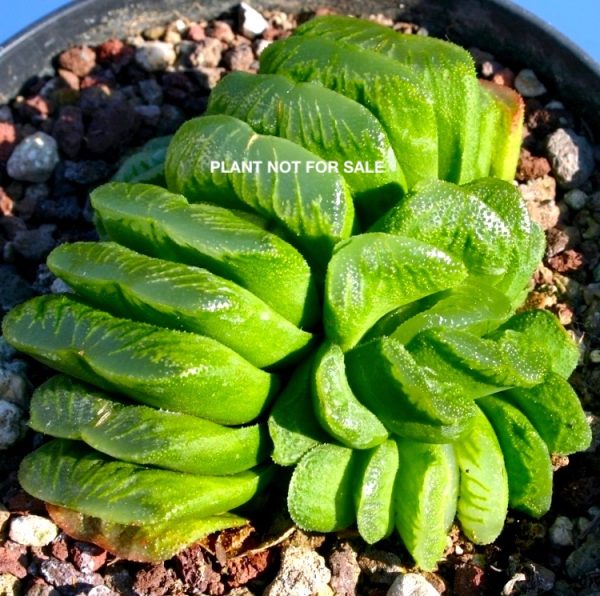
[2,15,591,567]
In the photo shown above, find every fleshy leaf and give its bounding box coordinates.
[112,135,172,185]
[268,359,329,466]
[495,309,579,379]
[346,336,477,442]
[91,182,318,328]
[395,439,459,570]
[325,233,467,351]
[165,114,355,268]
[20,439,272,525]
[260,36,438,187]
[293,15,481,184]
[503,374,592,455]
[355,440,399,544]
[288,443,356,532]
[207,72,405,224]
[454,409,508,544]
[478,396,553,518]
[312,342,388,450]
[48,241,313,369]
[47,504,246,563]
[30,375,270,475]
[3,294,277,424]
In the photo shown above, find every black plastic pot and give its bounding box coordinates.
[0,0,599,138]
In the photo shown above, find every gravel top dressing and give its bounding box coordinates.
[0,4,599,596]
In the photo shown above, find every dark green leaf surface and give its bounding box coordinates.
[293,15,480,184]
[165,115,355,267]
[346,337,477,442]
[207,72,405,224]
[113,136,172,185]
[260,36,438,187]
[324,233,467,350]
[454,409,508,544]
[478,396,553,518]
[268,359,329,466]
[20,439,272,525]
[91,182,318,328]
[395,440,458,570]
[48,241,313,369]
[29,376,270,475]
[503,374,592,455]
[312,342,388,450]
[2,294,277,424]
[288,443,356,532]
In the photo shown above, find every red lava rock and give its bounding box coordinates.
[133,563,182,596]
[187,23,206,41]
[173,545,224,594]
[58,46,97,78]
[71,541,107,573]
[545,227,571,258]
[226,550,271,588]
[49,534,70,562]
[526,104,568,137]
[0,540,29,579]
[0,121,18,162]
[328,543,361,596]
[223,44,255,71]
[547,249,584,273]
[206,20,236,44]
[189,37,223,69]
[492,67,515,88]
[86,101,140,155]
[96,38,134,69]
[57,68,80,90]
[454,563,487,596]
[517,148,552,182]
[53,106,85,159]
[0,187,14,216]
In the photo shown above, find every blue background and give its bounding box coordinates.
[0,1,598,63]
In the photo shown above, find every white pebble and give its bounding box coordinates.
[0,503,10,532]
[387,573,440,596]
[563,189,588,210]
[0,574,21,596]
[9,514,58,546]
[239,2,268,38]
[515,68,547,98]
[0,400,24,449]
[549,515,574,547]
[7,132,59,183]
[135,41,176,72]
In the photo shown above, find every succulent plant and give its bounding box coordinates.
[2,15,591,568]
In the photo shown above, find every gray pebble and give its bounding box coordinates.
[0,105,14,122]
[563,188,588,210]
[515,68,547,97]
[387,573,440,596]
[0,400,24,449]
[239,2,268,38]
[566,529,600,579]
[9,514,58,546]
[264,545,331,596]
[7,132,59,183]
[546,128,595,189]
[50,278,72,294]
[40,559,103,589]
[135,41,176,72]
[0,367,30,408]
[549,516,574,547]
